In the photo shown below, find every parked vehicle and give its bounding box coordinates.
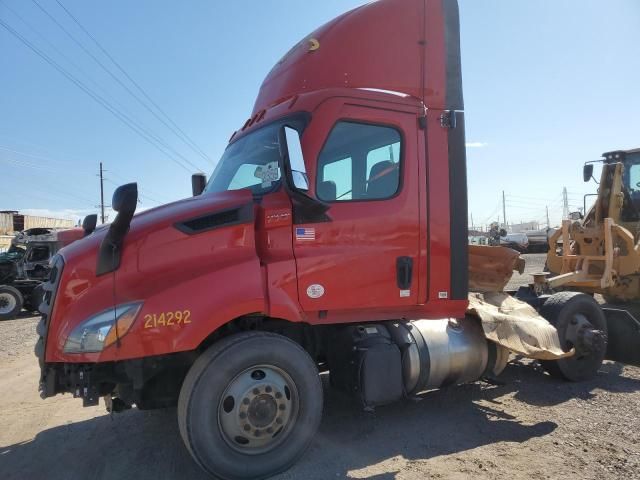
[0,217,96,320]
[35,1,632,479]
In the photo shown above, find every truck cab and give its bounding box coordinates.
[35,1,563,479]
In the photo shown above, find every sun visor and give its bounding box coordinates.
[253,0,463,114]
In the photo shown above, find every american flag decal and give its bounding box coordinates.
[295,227,315,241]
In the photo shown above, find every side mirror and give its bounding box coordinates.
[583,164,594,182]
[192,173,207,196]
[82,214,97,236]
[569,211,583,221]
[499,228,507,237]
[282,126,309,191]
[112,183,138,214]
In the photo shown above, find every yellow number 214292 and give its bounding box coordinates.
[143,310,191,329]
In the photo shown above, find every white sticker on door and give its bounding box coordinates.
[306,284,325,299]
[399,289,410,298]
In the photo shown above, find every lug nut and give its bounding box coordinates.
[243,398,250,405]
[279,404,286,411]
[276,417,283,425]
[265,386,272,393]
[275,392,282,399]
[267,427,273,434]
[244,424,251,432]
[239,412,247,419]
[253,388,260,395]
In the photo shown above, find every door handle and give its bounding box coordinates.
[396,257,413,290]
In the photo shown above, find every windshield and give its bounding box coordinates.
[624,151,640,193]
[205,123,283,196]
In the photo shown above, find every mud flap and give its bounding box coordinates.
[603,307,640,367]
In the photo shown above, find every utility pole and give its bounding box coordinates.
[546,205,550,229]
[502,190,507,232]
[99,162,105,224]
[562,187,569,220]
[470,213,474,231]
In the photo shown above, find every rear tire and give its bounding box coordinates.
[178,331,323,480]
[0,285,23,320]
[540,292,607,381]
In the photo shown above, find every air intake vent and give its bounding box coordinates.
[175,203,253,235]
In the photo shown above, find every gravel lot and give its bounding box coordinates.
[1,254,639,480]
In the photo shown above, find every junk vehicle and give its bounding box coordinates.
[35,1,635,479]
[0,216,96,320]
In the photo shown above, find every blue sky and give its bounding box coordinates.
[1,0,639,228]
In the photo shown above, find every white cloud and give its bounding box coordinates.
[466,142,489,148]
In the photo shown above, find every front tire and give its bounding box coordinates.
[540,292,608,381]
[0,285,23,320]
[178,331,323,480]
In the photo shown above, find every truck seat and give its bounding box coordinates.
[367,161,398,198]
[317,180,337,201]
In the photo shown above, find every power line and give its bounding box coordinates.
[1,142,171,203]
[0,17,196,174]
[103,178,162,205]
[31,0,210,169]
[1,0,140,128]
[28,0,206,173]
[55,0,214,166]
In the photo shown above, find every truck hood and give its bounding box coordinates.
[60,189,255,265]
[253,0,463,114]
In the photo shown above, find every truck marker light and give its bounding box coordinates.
[308,38,320,51]
[63,302,143,353]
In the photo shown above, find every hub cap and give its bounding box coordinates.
[0,292,16,315]
[218,365,298,454]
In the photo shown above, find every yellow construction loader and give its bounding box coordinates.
[538,148,640,371]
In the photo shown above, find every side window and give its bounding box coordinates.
[321,157,352,200]
[629,164,640,192]
[317,121,402,202]
[27,246,50,262]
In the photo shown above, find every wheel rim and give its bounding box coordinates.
[218,364,299,455]
[0,292,16,315]
[563,313,606,359]
[557,311,607,379]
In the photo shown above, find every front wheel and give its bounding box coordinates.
[178,331,323,480]
[0,285,23,320]
[540,292,608,381]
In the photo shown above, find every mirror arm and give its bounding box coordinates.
[278,126,332,223]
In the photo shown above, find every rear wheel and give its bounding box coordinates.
[178,331,323,480]
[0,285,23,320]
[540,292,608,381]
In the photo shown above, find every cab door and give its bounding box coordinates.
[293,100,423,317]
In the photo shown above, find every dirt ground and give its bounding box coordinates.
[1,254,639,480]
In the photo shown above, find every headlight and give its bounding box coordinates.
[64,302,142,353]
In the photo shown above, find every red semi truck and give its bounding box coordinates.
[35,1,613,479]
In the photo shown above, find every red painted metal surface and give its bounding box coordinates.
[254,0,455,114]
[45,0,467,364]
